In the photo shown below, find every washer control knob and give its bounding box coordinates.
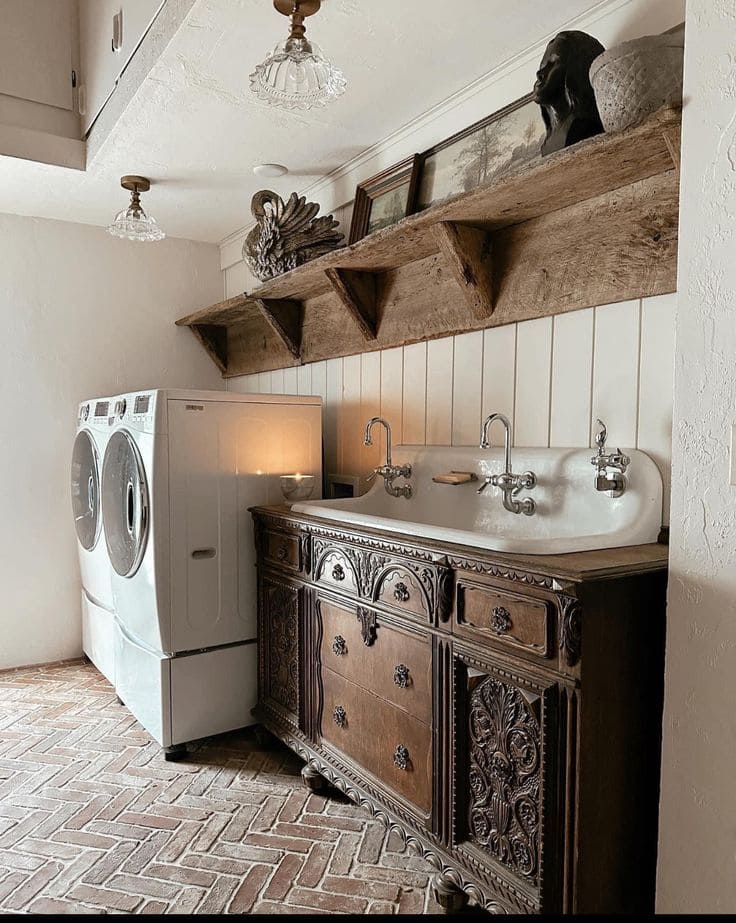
[116,398,127,419]
[81,404,90,422]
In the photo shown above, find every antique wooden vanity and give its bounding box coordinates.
[251,504,668,914]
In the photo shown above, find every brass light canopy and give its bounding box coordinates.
[250,0,346,110]
[107,174,165,242]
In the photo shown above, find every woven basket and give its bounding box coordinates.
[590,33,684,133]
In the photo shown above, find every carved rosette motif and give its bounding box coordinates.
[266,581,299,714]
[468,678,541,883]
[559,595,582,667]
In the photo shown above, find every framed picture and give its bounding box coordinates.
[412,94,545,212]
[348,155,420,244]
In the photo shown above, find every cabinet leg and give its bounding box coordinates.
[301,763,326,792]
[432,872,469,914]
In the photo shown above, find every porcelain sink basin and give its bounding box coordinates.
[292,446,663,555]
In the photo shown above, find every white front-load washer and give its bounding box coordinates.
[71,396,117,684]
[100,389,322,757]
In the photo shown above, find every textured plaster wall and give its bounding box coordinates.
[0,213,222,670]
[656,0,736,911]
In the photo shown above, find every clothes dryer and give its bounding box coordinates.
[101,389,322,757]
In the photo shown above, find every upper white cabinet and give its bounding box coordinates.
[0,0,76,111]
[79,0,165,133]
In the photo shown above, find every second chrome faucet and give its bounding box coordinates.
[477,413,537,516]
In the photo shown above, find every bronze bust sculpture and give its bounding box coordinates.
[533,30,605,156]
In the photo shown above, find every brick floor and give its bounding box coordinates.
[0,660,443,914]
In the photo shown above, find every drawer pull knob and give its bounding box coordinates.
[393,744,410,770]
[491,605,512,635]
[332,564,345,582]
[393,663,410,688]
[333,706,347,728]
[393,582,410,603]
[332,635,347,656]
[276,541,289,561]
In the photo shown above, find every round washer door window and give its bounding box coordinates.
[71,430,101,551]
[102,430,149,577]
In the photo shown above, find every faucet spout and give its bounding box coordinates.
[364,416,392,466]
[480,412,512,475]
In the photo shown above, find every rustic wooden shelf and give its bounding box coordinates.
[177,106,681,378]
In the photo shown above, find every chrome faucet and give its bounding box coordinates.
[364,417,412,499]
[591,419,630,498]
[477,413,536,516]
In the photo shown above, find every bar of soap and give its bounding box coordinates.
[432,471,476,485]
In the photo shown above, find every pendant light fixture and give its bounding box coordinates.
[250,0,346,110]
[106,175,166,242]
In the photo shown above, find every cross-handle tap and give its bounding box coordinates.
[591,419,630,498]
[364,416,412,499]
[477,412,536,516]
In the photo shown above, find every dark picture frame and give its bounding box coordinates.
[348,154,420,244]
[411,93,545,213]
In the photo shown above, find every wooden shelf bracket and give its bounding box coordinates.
[254,298,303,359]
[433,221,494,319]
[324,267,379,340]
[190,324,228,375]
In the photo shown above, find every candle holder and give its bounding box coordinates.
[279,474,316,502]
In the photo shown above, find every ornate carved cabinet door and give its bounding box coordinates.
[452,654,562,914]
[259,573,302,732]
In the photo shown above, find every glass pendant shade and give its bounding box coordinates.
[106,176,165,242]
[250,1,345,110]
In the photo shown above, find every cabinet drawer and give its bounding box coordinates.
[314,547,359,596]
[455,581,551,658]
[321,667,432,815]
[319,598,432,725]
[263,528,302,572]
[374,566,430,620]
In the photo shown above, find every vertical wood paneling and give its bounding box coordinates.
[258,371,272,394]
[227,373,258,393]
[550,309,594,447]
[325,358,343,476]
[426,337,454,446]
[311,361,327,404]
[341,354,362,474]
[282,366,298,395]
[402,342,427,445]
[452,332,483,445]
[592,299,641,448]
[482,324,516,424]
[361,352,382,473]
[514,317,553,447]
[380,347,404,448]
[297,364,312,395]
[638,293,676,524]
[270,368,285,394]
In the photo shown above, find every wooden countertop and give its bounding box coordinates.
[251,504,669,584]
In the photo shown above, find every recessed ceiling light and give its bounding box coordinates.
[253,163,289,178]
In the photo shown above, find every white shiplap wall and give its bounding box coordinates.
[229,293,676,523]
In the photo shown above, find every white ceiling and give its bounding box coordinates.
[0,0,605,244]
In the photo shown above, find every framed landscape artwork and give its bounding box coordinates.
[348,154,420,244]
[412,94,545,212]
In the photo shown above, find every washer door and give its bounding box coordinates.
[102,430,149,577]
[71,430,101,551]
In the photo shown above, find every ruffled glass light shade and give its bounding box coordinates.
[250,36,346,110]
[106,204,165,242]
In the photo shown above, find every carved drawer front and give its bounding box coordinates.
[375,567,429,620]
[264,528,302,573]
[455,581,551,659]
[321,666,432,815]
[314,546,360,596]
[318,598,432,725]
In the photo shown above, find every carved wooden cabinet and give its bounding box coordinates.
[252,506,668,914]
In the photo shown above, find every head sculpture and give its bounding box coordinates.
[533,30,605,156]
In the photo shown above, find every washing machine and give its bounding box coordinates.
[71,396,117,684]
[101,388,322,757]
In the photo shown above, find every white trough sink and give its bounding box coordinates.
[292,446,663,555]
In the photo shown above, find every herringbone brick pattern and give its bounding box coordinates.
[0,660,442,914]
